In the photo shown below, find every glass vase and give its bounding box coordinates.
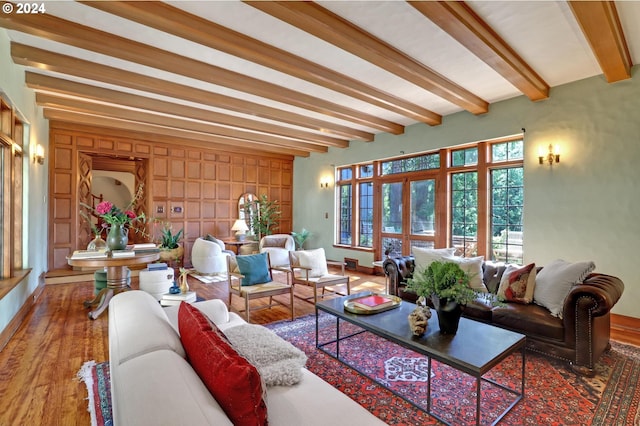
[106,224,129,251]
[87,234,107,251]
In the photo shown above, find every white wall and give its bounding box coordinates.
[293,67,640,319]
[0,29,49,335]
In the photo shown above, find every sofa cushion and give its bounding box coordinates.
[109,291,185,365]
[412,247,456,272]
[113,349,233,426]
[236,252,272,286]
[448,256,488,292]
[296,248,329,277]
[463,297,494,322]
[492,303,564,341]
[178,303,268,426]
[534,259,595,318]
[497,263,536,304]
[224,323,308,386]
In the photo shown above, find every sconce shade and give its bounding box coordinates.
[539,144,560,165]
[33,144,45,165]
[319,175,332,188]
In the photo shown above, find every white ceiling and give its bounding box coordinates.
[1,1,638,157]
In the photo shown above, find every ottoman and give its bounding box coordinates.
[139,268,175,301]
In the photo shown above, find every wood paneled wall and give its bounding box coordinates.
[48,122,293,270]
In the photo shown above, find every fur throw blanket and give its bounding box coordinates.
[224,323,308,386]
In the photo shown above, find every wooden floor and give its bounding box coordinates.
[0,266,386,425]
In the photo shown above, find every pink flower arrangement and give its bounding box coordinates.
[82,184,147,229]
[95,201,139,226]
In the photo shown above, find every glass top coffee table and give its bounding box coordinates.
[315,292,526,425]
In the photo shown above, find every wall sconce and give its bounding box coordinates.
[320,176,332,188]
[33,144,45,165]
[538,144,560,166]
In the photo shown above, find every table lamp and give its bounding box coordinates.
[231,219,249,241]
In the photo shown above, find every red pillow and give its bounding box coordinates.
[497,263,537,304]
[178,302,267,426]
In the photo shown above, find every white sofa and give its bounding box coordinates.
[109,290,385,425]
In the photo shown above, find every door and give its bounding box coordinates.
[380,177,436,257]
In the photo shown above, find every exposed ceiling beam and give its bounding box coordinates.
[25,73,347,149]
[568,1,632,83]
[409,1,549,101]
[36,93,329,154]
[43,109,310,157]
[0,10,403,134]
[82,1,442,126]
[11,43,373,142]
[247,1,489,115]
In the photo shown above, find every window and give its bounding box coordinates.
[450,171,478,256]
[0,94,26,278]
[336,137,524,261]
[358,182,373,247]
[336,164,373,248]
[491,167,524,264]
[451,147,478,167]
[381,153,439,175]
[338,182,352,245]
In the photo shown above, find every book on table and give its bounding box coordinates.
[161,291,196,306]
[110,250,136,258]
[352,294,394,310]
[128,243,160,255]
[70,250,108,259]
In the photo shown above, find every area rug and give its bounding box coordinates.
[190,273,227,283]
[79,315,640,426]
[77,360,113,426]
[266,314,640,426]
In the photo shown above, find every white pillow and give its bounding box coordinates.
[412,247,456,272]
[448,256,488,292]
[297,248,328,278]
[534,259,596,318]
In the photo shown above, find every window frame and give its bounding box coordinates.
[335,136,524,261]
[0,93,26,279]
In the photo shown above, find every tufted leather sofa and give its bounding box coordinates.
[383,256,625,376]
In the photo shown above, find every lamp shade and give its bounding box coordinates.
[231,219,249,233]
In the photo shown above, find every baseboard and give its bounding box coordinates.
[611,313,640,347]
[0,274,45,352]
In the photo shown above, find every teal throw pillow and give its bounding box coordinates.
[236,252,272,286]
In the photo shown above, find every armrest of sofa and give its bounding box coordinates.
[562,272,624,374]
[382,256,414,296]
[563,273,624,320]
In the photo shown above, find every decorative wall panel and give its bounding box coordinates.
[48,122,293,270]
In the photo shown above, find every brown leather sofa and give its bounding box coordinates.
[383,256,625,376]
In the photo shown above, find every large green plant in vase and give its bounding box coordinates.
[406,260,475,334]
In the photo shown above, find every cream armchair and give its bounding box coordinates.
[259,234,295,267]
[191,236,233,275]
[288,248,350,305]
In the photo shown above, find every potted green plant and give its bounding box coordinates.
[246,194,281,240]
[406,260,476,334]
[157,223,184,267]
[291,228,311,250]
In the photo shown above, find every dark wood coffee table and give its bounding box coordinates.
[316,292,526,425]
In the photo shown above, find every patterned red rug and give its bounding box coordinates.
[266,313,640,425]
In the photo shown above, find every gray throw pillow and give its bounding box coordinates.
[533,259,595,318]
[224,323,307,386]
